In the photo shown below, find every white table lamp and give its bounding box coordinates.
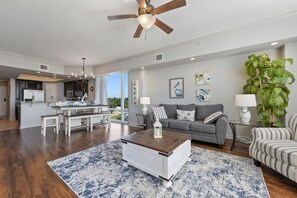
[235,94,257,124]
[140,97,150,115]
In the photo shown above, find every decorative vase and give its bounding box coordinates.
[153,118,162,138]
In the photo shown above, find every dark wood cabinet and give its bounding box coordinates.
[64,80,88,98]
[15,80,43,102]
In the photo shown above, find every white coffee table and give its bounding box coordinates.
[121,129,191,188]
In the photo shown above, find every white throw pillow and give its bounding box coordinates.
[204,111,223,124]
[177,109,195,121]
[152,106,168,119]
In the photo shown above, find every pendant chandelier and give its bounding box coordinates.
[71,58,95,81]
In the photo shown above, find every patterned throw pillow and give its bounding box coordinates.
[204,111,223,124]
[152,106,168,119]
[177,109,195,121]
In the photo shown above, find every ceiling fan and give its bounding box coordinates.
[107,0,186,38]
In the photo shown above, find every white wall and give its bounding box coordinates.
[128,70,145,126]
[88,79,95,101]
[284,42,297,121]
[129,48,282,138]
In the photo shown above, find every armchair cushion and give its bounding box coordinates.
[288,114,297,141]
[252,127,293,141]
[257,139,297,167]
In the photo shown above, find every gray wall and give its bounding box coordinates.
[129,48,282,138]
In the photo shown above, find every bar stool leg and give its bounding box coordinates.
[41,118,44,135]
[56,117,59,134]
[68,118,71,137]
[43,118,47,137]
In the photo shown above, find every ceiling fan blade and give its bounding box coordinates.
[155,18,173,34]
[133,24,143,38]
[136,0,147,9]
[154,0,186,15]
[107,14,138,20]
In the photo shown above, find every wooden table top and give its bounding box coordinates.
[121,129,191,155]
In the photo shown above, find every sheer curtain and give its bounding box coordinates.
[95,76,108,105]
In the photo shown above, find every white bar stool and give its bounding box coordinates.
[41,114,60,136]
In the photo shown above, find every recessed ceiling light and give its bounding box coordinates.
[141,67,144,70]
[110,73,114,75]
[190,57,195,61]
[37,71,41,74]
[270,42,278,46]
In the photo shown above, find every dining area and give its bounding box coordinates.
[20,101,111,136]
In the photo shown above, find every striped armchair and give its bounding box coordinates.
[249,114,297,183]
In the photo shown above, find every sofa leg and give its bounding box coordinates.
[253,159,261,167]
[218,144,224,149]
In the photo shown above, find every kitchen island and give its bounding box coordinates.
[20,102,109,129]
[20,102,57,129]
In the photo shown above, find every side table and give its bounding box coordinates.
[136,114,147,129]
[229,120,260,151]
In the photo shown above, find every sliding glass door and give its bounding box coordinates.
[107,73,128,123]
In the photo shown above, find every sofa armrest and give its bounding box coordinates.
[215,114,228,145]
[146,112,154,129]
[249,127,293,158]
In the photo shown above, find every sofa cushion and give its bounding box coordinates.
[159,104,177,119]
[204,111,223,124]
[196,104,224,120]
[257,139,297,167]
[177,104,196,111]
[190,121,216,134]
[152,106,168,119]
[177,109,195,121]
[158,118,176,128]
[168,120,192,130]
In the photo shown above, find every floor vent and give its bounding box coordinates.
[39,64,49,71]
[155,53,164,62]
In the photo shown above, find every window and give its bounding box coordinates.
[107,73,128,123]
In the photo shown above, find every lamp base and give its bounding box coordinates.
[142,105,148,115]
[240,107,251,124]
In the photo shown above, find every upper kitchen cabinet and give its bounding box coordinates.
[64,80,88,98]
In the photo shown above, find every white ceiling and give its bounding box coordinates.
[0,0,297,67]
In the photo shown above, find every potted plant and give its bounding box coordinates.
[243,54,295,127]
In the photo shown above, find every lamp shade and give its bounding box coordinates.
[137,14,156,29]
[235,94,257,107]
[140,97,150,105]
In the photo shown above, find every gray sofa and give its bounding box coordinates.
[146,104,228,147]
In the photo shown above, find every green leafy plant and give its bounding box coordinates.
[243,54,295,127]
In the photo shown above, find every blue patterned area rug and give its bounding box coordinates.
[48,140,270,198]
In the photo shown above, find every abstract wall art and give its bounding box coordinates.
[196,71,210,85]
[196,88,211,102]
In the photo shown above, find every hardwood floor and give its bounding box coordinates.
[0,119,19,132]
[0,123,296,197]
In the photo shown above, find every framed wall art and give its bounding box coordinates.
[195,71,210,85]
[131,80,138,105]
[196,88,211,102]
[169,77,184,98]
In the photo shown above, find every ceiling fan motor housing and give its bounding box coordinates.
[138,3,154,15]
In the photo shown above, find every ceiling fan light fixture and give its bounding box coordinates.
[137,14,156,29]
